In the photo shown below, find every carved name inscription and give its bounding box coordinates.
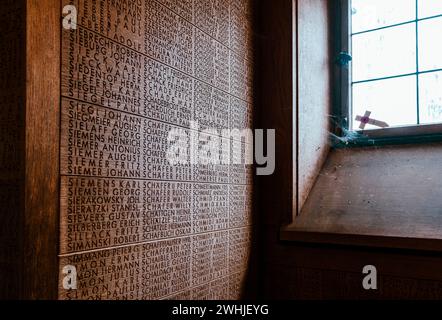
[192,231,229,287]
[194,80,229,131]
[61,176,193,253]
[229,184,253,228]
[229,228,252,274]
[193,184,229,233]
[59,229,250,300]
[67,0,144,52]
[194,0,229,45]
[61,98,192,180]
[194,28,229,92]
[145,1,193,74]
[230,0,254,60]
[62,28,194,128]
[157,0,193,22]
[230,51,253,102]
[59,237,191,300]
[230,96,253,131]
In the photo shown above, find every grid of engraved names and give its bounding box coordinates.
[59,0,254,300]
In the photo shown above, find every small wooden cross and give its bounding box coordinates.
[355,111,389,130]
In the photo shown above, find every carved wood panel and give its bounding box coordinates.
[59,0,255,300]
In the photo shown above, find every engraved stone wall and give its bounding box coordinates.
[59,0,255,300]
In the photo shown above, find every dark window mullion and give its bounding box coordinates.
[352,68,442,86]
[416,0,421,125]
[352,20,415,36]
[351,13,442,36]
[352,72,417,85]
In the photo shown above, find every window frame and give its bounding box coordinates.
[338,0,442,147]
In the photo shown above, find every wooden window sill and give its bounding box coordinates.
[280,225,442,252]
[282,142,442,252]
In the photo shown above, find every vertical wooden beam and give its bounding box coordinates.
[256,0,294,226]
[23,0,60,299]
[294,0,299,216]
[297,0,332,213]
[255,0,294,296]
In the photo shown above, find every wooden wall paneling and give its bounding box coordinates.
[256,0,294,226]
[297,0,331,213]
[0,0,60,299]
[58,0,257,300]
[258,0,442,300]
[255,0,294,298]
[272,244,442,300]
[24,0,60,299]
[0,0,262,300]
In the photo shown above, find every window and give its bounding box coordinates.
[343,0,442,137]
